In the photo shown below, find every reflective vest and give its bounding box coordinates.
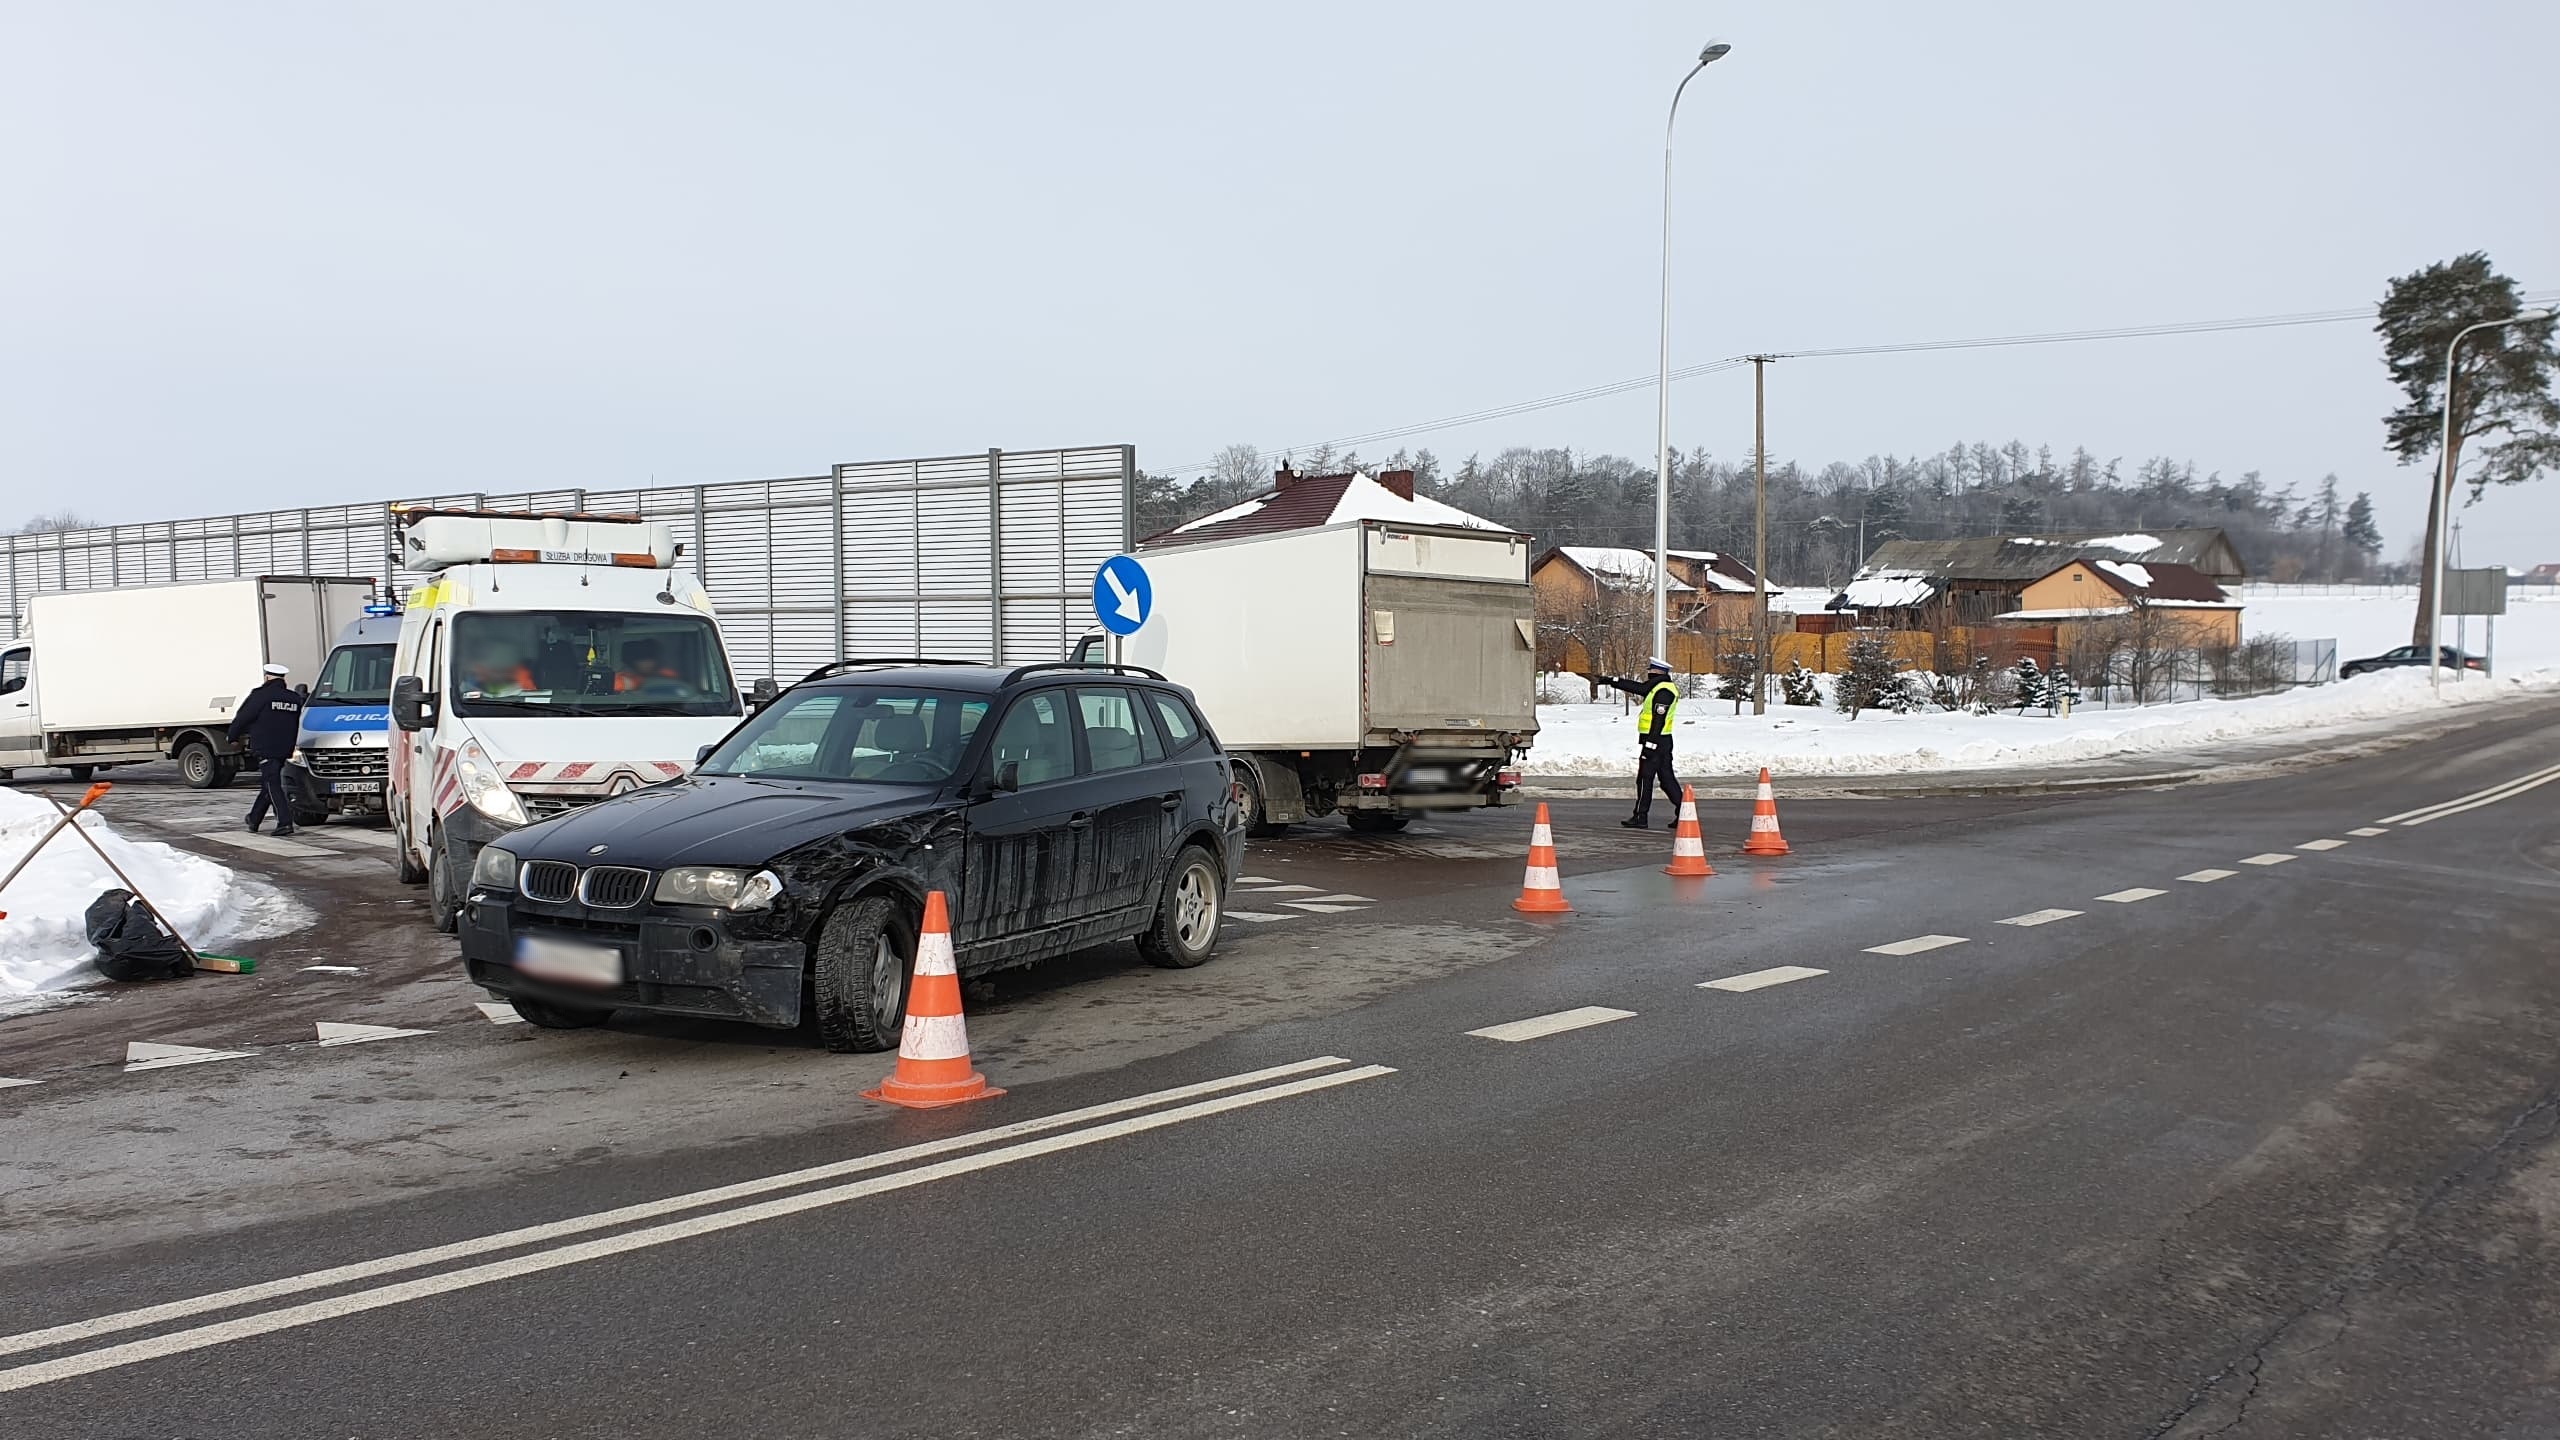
[1637,680,1680,736]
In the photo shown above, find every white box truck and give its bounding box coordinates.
[1081,520,1538,833]
[0,576,375,786]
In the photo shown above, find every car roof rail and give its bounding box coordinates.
[1003,660,1168,685]
[799,657,989,683]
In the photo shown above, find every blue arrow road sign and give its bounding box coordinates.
[1092,555,1153,636]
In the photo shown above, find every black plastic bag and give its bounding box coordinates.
[84,889,196,983]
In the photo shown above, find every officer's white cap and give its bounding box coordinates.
[263,662,290,676]
[1647,656,1671,671]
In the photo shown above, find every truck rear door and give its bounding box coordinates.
[1359,528,1538,740]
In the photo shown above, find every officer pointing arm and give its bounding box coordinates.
[1581,658,1685,829]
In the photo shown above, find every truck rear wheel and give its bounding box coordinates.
[65,765,94,784]
[1239,766,1288,839]
[1346,812,1410,835]
[176,740,218,789]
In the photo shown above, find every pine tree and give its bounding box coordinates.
[1780,660,1821,707]
[1836,636,1900,719]
[1715,652,1758,714]
[2342,492,2385,570]
[2050,667,2082,713]
[2011,656,2048,713]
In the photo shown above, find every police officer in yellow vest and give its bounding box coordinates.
[1586,657,1684,828]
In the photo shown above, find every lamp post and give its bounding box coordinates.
[2427,307,2554,695]
[1652,40,1732,665]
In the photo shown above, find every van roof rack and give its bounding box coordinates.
[1003,661,1167,684]
[800,657,988,683]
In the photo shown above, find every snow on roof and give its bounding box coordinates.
[1840,571,1938,609]
[1997,605,2136,621]
[2093,560,2154,589]
[1763,587,1835,614]
[1323,472,1506,531]
[1158,469,1508,543]
[2085,533,2163,553]
[2005,537,2059,547]
[1665,548,1719,561]
[1169,493,1275,534]
[1557,546,1697,593]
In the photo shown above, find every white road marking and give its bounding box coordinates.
[0,1062,1394,1393]
[1241,883,1322,894]
[315,1022,428,1047]
[1236,875,1281,885]
[2379,761,2560,826]
[1223,910,1297,924]
[1997,908,2083,927]
[123,1041,252,1073]
[0,1078,39,1090]
[1467,1006,1636,1042]
[1291,893,1372,904]
[300,965,363,975]
[2348,827,2389,838]
[2240,853,2294,867]
[2096,887,2166,903]
[198,832,334,859]
[1699,965,1827,993]
[2180,869,2237,883]
[1863,934,1968,956]
[473,1002,524,1025]
[0,1056,1372,1367]
[2296,838,2347,851]
[1281,902,1364,914]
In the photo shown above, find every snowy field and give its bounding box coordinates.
[1526,588,2560,779]
[0,790,303,1017]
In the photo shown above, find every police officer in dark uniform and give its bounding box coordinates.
[1585,657,1684,829]
[229,662,306,835]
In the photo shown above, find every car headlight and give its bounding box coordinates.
[454,739,526,826]
[653,866,784,912]
[471,845,519,890]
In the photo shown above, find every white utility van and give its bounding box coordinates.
[386,509,753,931]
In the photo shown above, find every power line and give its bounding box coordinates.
[1160,291,2560,478]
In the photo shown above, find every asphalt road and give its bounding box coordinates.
[4,704,2559,1437]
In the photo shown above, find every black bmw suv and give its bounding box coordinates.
[455,660,1244,1052]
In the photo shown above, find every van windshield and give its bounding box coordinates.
[698,687,989,784]
[312,644,396,704]
[448,612,739,719]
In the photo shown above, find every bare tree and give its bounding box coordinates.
[16,511,96,534]
[1204,444,1269,509]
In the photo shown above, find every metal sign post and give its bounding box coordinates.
[1092,554,1153,668]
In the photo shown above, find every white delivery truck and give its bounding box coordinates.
[0,576,375,786]
[1081,520,1538,833]
[385,509,753,931]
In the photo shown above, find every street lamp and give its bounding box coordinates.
[2426,306,2555,695]
[1652,40,1733,665]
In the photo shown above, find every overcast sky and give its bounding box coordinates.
[7,1,2558,565]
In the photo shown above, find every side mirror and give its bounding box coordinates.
[995,760,1021,794]
[749,677,780,711]
[390,675,435,731]
[695,742,718,765]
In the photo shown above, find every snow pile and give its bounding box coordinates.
[0,790,254,1016]
[1526,664,2556,778]
[2235,585,2560,670]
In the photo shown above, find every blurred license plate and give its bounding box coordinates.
[328,781,380,794]
[514,935,622,987]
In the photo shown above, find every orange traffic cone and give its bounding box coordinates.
[1742,768,1792,856]
[1664,785,1715,876]
[1511,803,1572,914]
[863,891,1004,1109]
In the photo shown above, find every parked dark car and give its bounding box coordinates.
[455,660,1244,1051]
[2338,644,2485,679]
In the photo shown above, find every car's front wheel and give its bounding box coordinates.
[428,825,465,934]
[811,895,912,1053]
[1138,846,1224,969]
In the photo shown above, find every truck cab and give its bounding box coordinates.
[386,510,752,932]
[287,610,401,824]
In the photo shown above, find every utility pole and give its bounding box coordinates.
[1751,355,1773,715]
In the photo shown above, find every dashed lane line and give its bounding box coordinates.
[1864,935,1969,957]
[195,831,335,860]
[1241,883,1323,895]
[2348,827,2390,838]
[1236,875,1282,885]
[1467,1006,1637,1042]
[1699,966,1827,993]
[1224,910,1297,924]
[2240,853,2295,867]
[0,1078,39,1091]
[2297,838,2347,852]
[2096,887,2167,903]
[1997,908,2082,927]
[1282,904,1364,914]
[2180,869,2238,883]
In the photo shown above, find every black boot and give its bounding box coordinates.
[1620,815,1650,829]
